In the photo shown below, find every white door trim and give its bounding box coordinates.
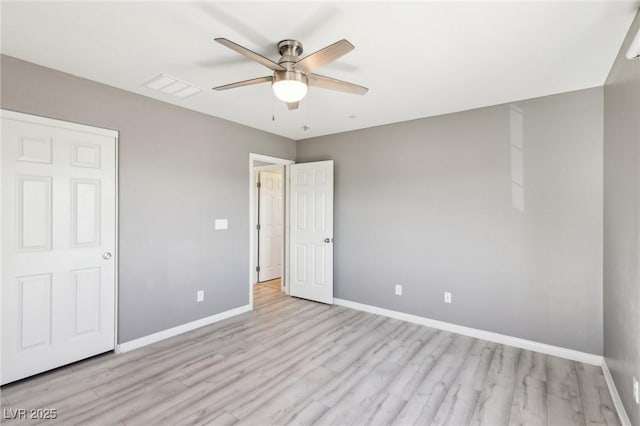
[0,109,119,138]
[0,109,120,352]
[253,164,285,171]
[249,153,293,309]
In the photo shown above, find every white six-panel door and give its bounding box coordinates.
[258,170,283,282]
[289,161,334,304]
[1,111,117,385]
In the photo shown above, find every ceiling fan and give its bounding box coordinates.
[212,38,368,110]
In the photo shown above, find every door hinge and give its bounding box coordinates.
[256,266,261,272]
[256,224,261,230]
[257,181,261,188]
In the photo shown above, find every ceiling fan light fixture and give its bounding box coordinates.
[272,70,308,103]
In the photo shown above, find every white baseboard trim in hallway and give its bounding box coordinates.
[602,360,632,426]
[116,304,251,353]
[333,298,603,366]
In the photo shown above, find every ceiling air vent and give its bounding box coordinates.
[143,74,202,99]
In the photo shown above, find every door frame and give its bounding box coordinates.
[0,109,120,351]
[255,164,285,284]
[248,153,293,309]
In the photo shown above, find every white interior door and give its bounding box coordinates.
[258,170,283,282]
[289,161,334,304]
[1,111,117,385]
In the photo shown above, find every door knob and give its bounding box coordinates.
[103,252,112,260]
[324,238,333,243]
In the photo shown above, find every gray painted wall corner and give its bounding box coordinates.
[297,88,604,355]
[604,10,640,426]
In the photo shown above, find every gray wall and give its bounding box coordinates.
[0,55,296,343]
[297,88,604,354]
[604,11,640,425]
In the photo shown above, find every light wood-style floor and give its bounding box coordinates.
[258,278,282,290]
[0,285,619,426]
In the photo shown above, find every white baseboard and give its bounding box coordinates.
[333,298,603,366]
[116,304,251,353]
[602,359,632,426]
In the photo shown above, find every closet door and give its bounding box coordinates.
[1,111,117,384]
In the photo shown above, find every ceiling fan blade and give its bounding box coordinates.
[212,76,272,91]
[295,39,354,74]
[215,38,285,71]
[199,4,271,47]
[287,102,299,110]
[309,74,369,95]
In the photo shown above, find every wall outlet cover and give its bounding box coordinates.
[215,219,228,230]
[197,290,204,302]
[444,292,452,304]
[395,284,402,296]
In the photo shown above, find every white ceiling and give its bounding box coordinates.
[1,1,638,140]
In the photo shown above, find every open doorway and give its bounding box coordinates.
[256,167,284,289]
[249,154,294,309]
[248,154,335,309]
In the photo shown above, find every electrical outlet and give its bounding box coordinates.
[444,292,452,304]
[633,376,639,405]
[197,290,204,302]
[395,284,402,296]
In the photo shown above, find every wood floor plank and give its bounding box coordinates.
[315,358,406,425]
[353,392,407,426]
[54,379,188,425]
[311,319,420,410]
[179,308,362,388]
[123,372,266,425]
[386,323,436,365]
[233,366,335,424]
[546,356,587,426]
[386,330,453,400]
[198,410,238,426]
[225,363,324,420]
[0,287,620,426]
[508,350,547,426]
[469,345,522,426]
[394,334,476,425]
[322,317,405,373]
[575,363,620,426]
[431,339,498,426]
[275,400,329,426]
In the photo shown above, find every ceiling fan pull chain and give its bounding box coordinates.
[303,95,310,131]
[272,96,276,122]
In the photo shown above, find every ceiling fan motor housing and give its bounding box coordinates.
[274,39,308,99]
[277,39,304,71]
